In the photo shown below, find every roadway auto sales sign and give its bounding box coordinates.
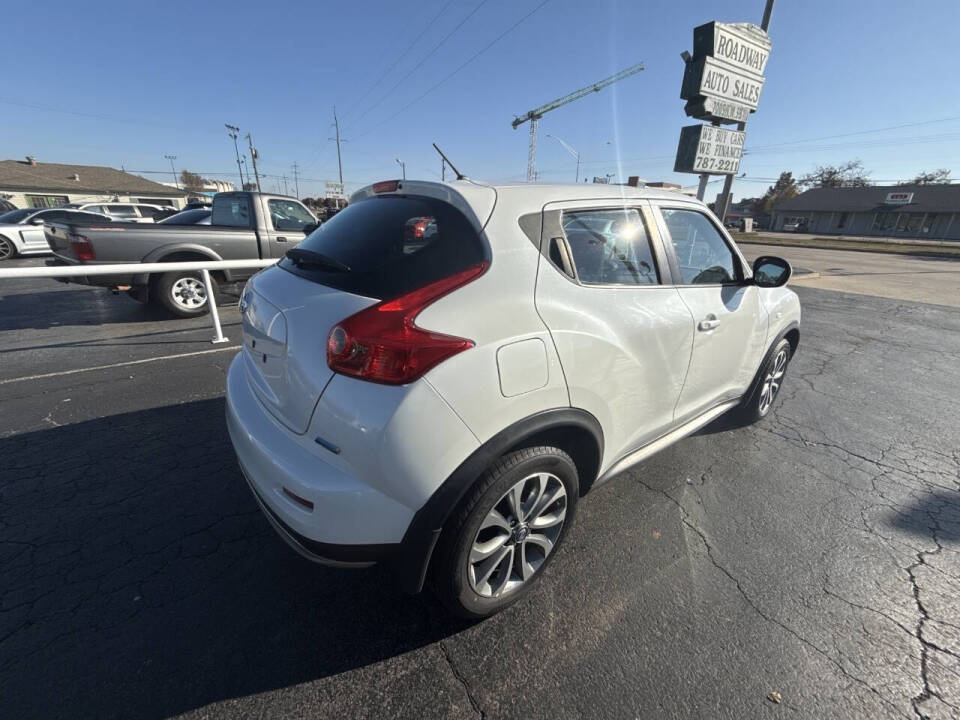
[681,21,771,124]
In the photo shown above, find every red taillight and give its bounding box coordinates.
[69,233,95,261]
[372,180,400,193]
[327,262,488,385]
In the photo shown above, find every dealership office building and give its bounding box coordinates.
[771,184,960,240]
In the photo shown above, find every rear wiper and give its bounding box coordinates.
[285,247,351,273]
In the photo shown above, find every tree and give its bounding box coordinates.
[753,171,800,215]
[800,160,870,188]
[180,170,205,192]
[911,168,951,185]
[243,182,258,191]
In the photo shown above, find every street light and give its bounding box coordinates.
[164,155,179,189]
[395,157,406,180]
[225,124,245,188]
[546,134,581,183]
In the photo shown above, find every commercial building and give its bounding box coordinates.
[771,184,960,240]
[0,157,187,209]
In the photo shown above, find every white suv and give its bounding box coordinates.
[225,179,800,618]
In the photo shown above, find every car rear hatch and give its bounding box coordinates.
[240,268,375,434]
[240,182,494,434]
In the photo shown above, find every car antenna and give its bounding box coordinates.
[432,143,465,180]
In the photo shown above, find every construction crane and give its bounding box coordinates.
[512,62,644,182]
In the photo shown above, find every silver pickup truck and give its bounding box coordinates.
[46,191,318,316]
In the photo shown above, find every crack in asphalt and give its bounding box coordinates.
[439,640,485,719]
[637,476,914,719]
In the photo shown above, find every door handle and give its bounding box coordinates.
[276,236,288,242]
[698,316,720,331]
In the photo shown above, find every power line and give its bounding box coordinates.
[352,0,553,142]
[348,0,491,130]
[745,114,960,152]
[341,0,456,121]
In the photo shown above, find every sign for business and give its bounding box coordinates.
[885,192,915,204]
[681,55,765,111]
[684,96,751,124]
[674,124,745,175]
[693,22,771,77]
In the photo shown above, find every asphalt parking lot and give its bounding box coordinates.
[1,254,959,719]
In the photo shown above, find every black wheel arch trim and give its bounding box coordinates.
[390,407,603,594]
[740,321,800,408]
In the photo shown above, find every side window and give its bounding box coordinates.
[107,205,138,218]
[560,208,659,286]
[136,206,160,220]
[211,196,252,227]
[660,208,740,285]
[268,199,315,231]
[83,205,104,213]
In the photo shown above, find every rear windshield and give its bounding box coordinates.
[279,194,487,300]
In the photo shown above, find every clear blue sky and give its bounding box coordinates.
[3,0,959,201]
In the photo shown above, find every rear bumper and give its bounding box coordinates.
[45,258,136,287]
[225,353,407,565]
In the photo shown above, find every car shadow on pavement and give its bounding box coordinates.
[885,489,960,544]
[0,288,166,331]
[0,398,466,720]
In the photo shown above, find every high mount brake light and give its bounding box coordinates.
[372,180,400,193]
[326,262,488,385]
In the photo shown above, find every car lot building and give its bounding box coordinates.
[772,184,960,240]
[0,157,187,209]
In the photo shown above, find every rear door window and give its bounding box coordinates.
[107,205,138,218]
[280,194,486,300]
[211,195,252,227]
[560,208,659,285]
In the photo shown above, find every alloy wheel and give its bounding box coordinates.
[0,237,13,260]
[171,276,207,309]
[468,472,567,598]
[759,348,788,415]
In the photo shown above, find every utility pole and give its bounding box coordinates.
[395,158,406,180]
[291,162,300,198]
[225,124,245,189]
[241,156,249,188]
[164,155,179,189]
[246,132,262,193]
[441,157,446,181]
[332,106,344,192]
[716,0,774,220]
[282,175,289,195]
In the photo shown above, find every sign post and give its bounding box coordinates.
[674,1,774,216]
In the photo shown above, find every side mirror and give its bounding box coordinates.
[752,255,791,288]
[302,222,319,235]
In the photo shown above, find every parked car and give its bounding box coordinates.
[158,208,211,225]
[782,218,808,232]
[225,179,801,618]
[46,192,317,316]
[62,202,173,223]
[0,208,111,260]
[0,199,16,213]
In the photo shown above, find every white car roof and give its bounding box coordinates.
[352,179,701,212]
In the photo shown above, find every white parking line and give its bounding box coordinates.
[0,345,241,385]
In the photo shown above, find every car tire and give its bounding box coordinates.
[431,446,578,619]
[738,338,791,424]
[0,235,16,261]
[153,270,217,317]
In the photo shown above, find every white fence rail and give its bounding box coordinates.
[0,259,278,343]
